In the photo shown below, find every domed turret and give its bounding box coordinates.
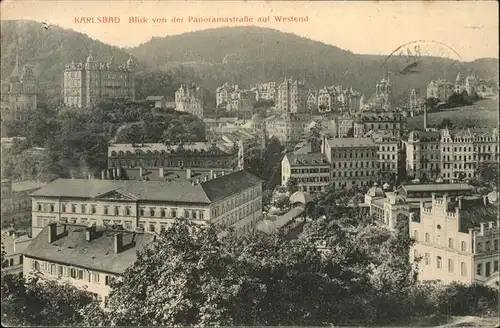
[367,182,385,198]
[290,191,313,205]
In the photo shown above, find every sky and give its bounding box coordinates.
[1,0,499,61]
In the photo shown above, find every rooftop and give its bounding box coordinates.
[285,153,329,166]
[401,183,474,193]
[145,96,165,101]
[326,137,376,148]
[31,170,262,204]
[24,224,154,274]
[12,181,47,192]
[108,142,233,155]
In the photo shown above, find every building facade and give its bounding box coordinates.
[405,130,442,180]
[426,79,454,102]
[322,137,378,189]
[175,84,204,118]
[254,82,277,102]
[30,170,263,238]
[366,75,393,111]
[1,179,47,228]
[277,79,308,113]
[455,71,479,96]
[63,51,136,108]
[353,113,407,138]
[1,55,38,128]
[281,153,331,193]
[410,194,499,285]
[107,142,239,170]
[264,113,311,143]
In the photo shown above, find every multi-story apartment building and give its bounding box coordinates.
[277,79,307,113]
[1,55,37,128]
[1,179,47,228]
[307,91,317,112]
[410,194,499,286]
[210,130,265,165]
[353,113,407,138]
[107,142,239,170]
[264,113,311,144]
[406,128,499,181]
[175,84,204,118]
[1,227,32,277]
[30,170,263,238]
[322,137,377,189]
[23,223,153,302]
[216,83,238,108]
[254,82,277,102]
[426,79,454,102]
[405,130,442,180]
[281,153,331,193]
[63,50,135,108]
[371,131,401,182]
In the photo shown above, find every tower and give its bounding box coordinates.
[85,49,99,108]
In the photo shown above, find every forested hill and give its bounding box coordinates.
[0,20,141,98]
[1,21,498,103]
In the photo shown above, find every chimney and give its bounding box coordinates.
[186,168,192,179]
[483,195,489,206]
[431,192,436,203]
[480,222,486,235]
[48,222,57,244]
[114,233,123,254]
[85,225,96,242]
[101,169,106,180]
[159,167,165,178]
[423,104,428,130]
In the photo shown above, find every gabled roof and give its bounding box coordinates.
[24,224,154,274]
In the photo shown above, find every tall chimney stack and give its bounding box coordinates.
[48,222,57,244]
[114,233,123,254]
[423,104,428,131]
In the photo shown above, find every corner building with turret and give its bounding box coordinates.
[63,50,136,108]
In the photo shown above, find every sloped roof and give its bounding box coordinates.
[31,171,262,204]
[285,153,329,166]
[24,224,154,274]
[326,137,376,148]
[401,183,473,193]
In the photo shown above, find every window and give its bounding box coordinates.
[425,253,430,265]
[33,260,40,271]
[160,209,166,217]
[477,242,483,252]
[172,209,177,218]
[448,238,454,249]
[160,225,166,233]
[192,211,197,219]
[125,207,130,216]
[62,204,66,212]
[494,239,498,251]
[425,233,430,243]
[461,262,466,276]
[71,204,76,213]
[485,262,491,277]
[114,207,119,215]
[476,263,482,276]
[91,205,96,214]
[448,259,454,272]
[461,241,466,252]
[105,276,111,286]
[485,241,491,251]
[92,272,100,283]
[37,203,42,211]
[199,212,204,220]
[150,208,155,217]
[414,230,418,240]
[70,268,77,278]
[104,206,109,215]
[413,249,419,260]
[81,204,86,213]
[494,261,499,273]
[149,224,155,232]
[436,256,442,269]
[184,210,189,218]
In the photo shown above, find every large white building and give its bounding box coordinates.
[277,79,308,113]
[281,153,331,193]
[30,170,263,238]
[175,84,204,118]
[410,194,499,286]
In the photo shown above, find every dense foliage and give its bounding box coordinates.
[1,100,205,182]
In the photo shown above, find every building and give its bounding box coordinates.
[405,130,442,180]
[366,74,393,111]
[476,79,495,98]
[364,182,475,231]
[455,71,479,96]
[23,223,153,302]
[216,83,238,108]
[107,142,239,170]
[322,137,378,190]
[63,50,135,108]
[370,131,401,182]
[30,170,263,238]
[264,113,311,144]
[353,113,407,138]
[405,128,499,181]
[254,82,277,102]
[1,179,47,228]
[281,153,330,193]
[410,194,499,286]
[276,79,307,113]
[307,91,317,112]
[1,54,38,128]
[145,96,167,108]
[426,79,454,102]
[175,84,204,118]
[1,227,31,276]
[209,129,265,166]
[409,89,425,116]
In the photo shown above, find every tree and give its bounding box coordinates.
[285,177,299,194]
[475,161,499,187]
